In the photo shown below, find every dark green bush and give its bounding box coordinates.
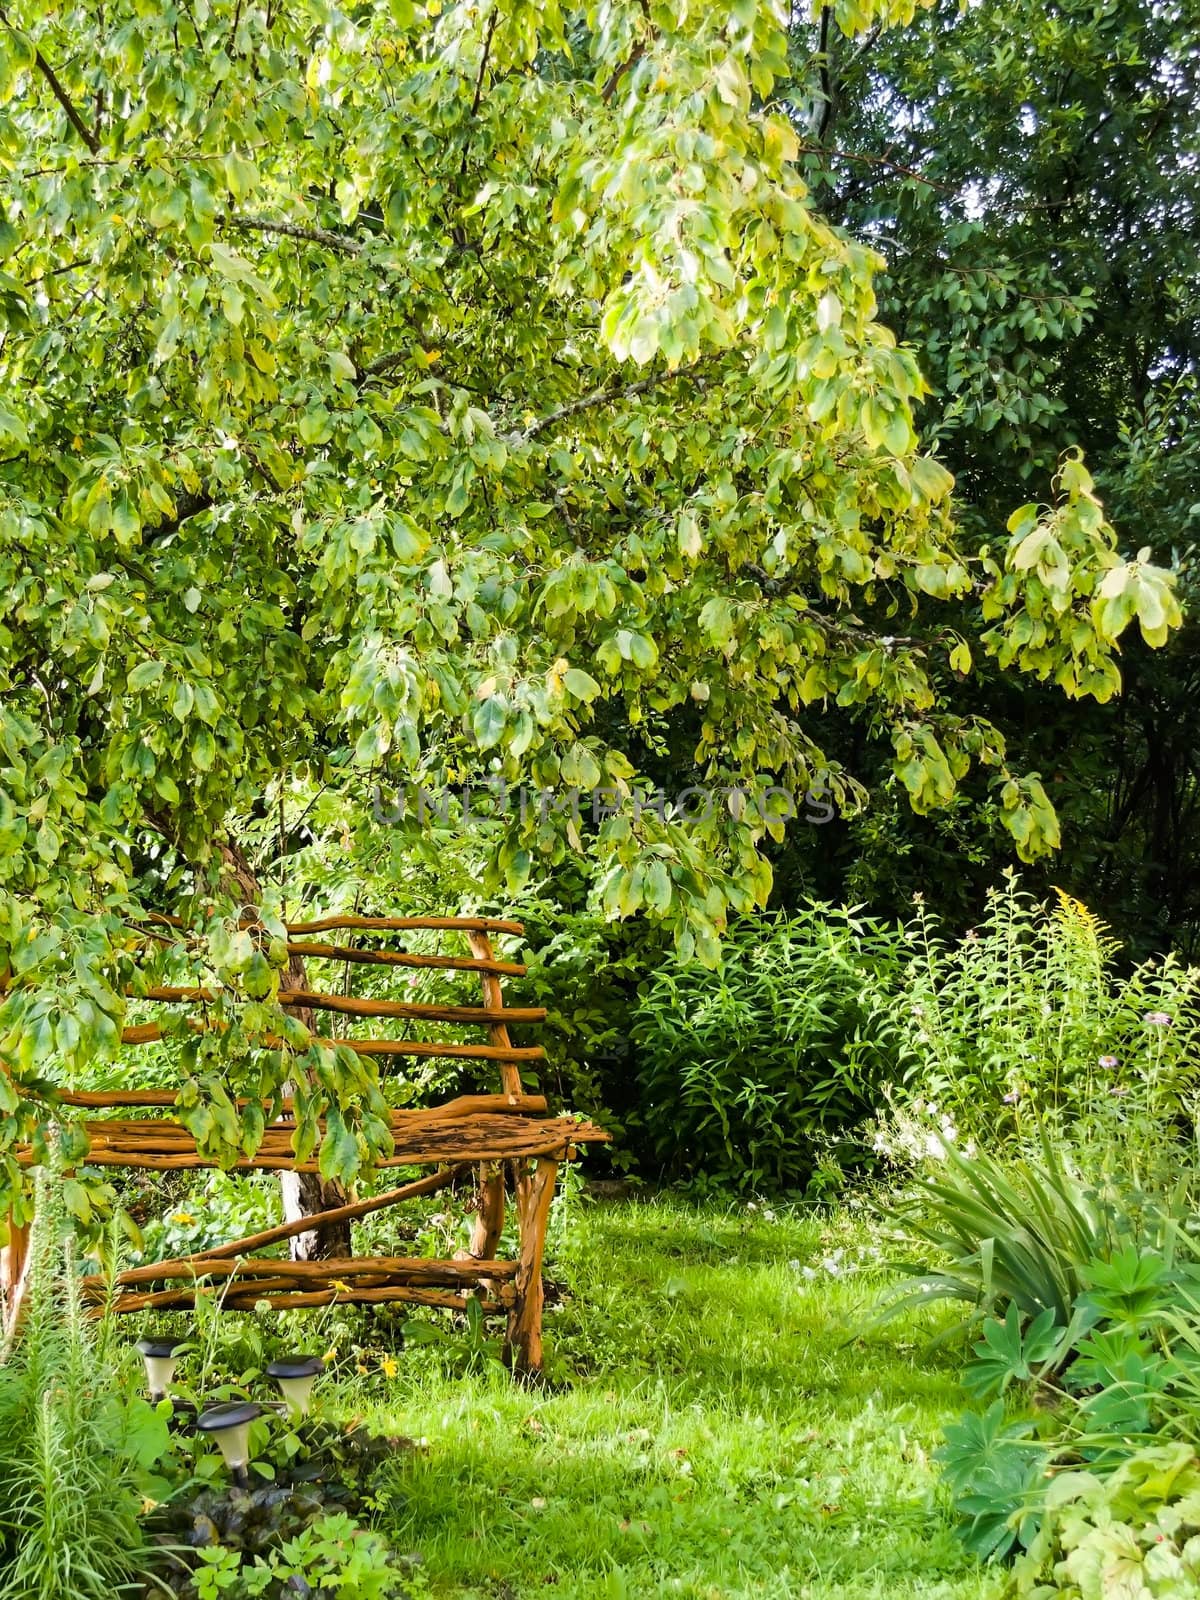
[627,907,908,1191]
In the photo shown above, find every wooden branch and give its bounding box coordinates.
[467,1165,506,1264]
[226,216,363,255]
[468,929,523,1099]
[511,360,707,444]
[283,941,526,976]
[601,41,645,103]
[116,1021,545,1063]
[144,913,523,935]
[93,1255,519,1290]
[357,351,408,383]
[284,915,524,935]
[0,10,101,154]
[67,1112,604,1170]
[815,5,836,145]
[507,1158,558,1376]
[192,1165,464,1260]
[96,1283,505,1315]
[59,1088,546,1115]
[137,986,545,1026]
[468,4,499,121]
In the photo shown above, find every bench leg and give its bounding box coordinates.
[468,1162,505,1261]
[506,1158,557,1378]
[1,1206,32,1347]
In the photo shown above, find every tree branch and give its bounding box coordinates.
[226,216,363,256]
[601,41,645,103]
[469,5,499,121]
[510,360,709,444]
[795,139,958,194]
[0,10,100,153]
[356,350,408,383]
[811,4,835,144]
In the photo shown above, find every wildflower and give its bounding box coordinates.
[356,1362,368,1375]
[172,1211,195,1225]
[1002,1090,1020,1105]
[801,1265,817,1281]
[1145,1011,1173,1027]
[1109,1086,1129,1098]
[323,1346,339,1363]
[1098,1055,1119,1070]
[379,1355,398,1379]
[762,1208,776,1223]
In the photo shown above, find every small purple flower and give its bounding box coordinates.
[1098,1055,1119,1070]
[1002,1090,1021,1105]
[1144,1012,1173,1027]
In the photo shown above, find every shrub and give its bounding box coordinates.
[628,906,908,1191]
[885,877,1200,1165]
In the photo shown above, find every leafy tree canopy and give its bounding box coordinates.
[764,0,1200,944]
[0,0,1183,1202]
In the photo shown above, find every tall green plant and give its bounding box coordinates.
[629,906,907,1190]
[0,1179,163,1600]
[884,877,1200,1164]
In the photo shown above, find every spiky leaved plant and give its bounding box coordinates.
[0,1175,150,1600]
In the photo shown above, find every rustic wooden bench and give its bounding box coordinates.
[3,915,608,1374]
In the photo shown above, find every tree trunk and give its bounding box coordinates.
[217,841,352,1261]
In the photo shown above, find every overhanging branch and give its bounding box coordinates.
[0,10,100,153]
[227,216,364,256]
[510,359,709,444]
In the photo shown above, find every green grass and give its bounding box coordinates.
[345,1194,1002,1600]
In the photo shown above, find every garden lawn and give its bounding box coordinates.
[353,1194,1002,1600]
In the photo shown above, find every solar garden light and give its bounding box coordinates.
[196,1401,263,1488]
[266,1354,324,1416]
[135,1337,187,1403]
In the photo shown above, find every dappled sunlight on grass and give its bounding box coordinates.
[343,1196,1002,1599]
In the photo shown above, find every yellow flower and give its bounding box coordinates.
[331,1279,351,1293]
[379,1355,398,1379]
[322,1346,338,1363]
[172,1212,194,1225]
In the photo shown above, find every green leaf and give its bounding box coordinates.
[562,667,601,701]
[127,660,164,692]
[473,696,507,750]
